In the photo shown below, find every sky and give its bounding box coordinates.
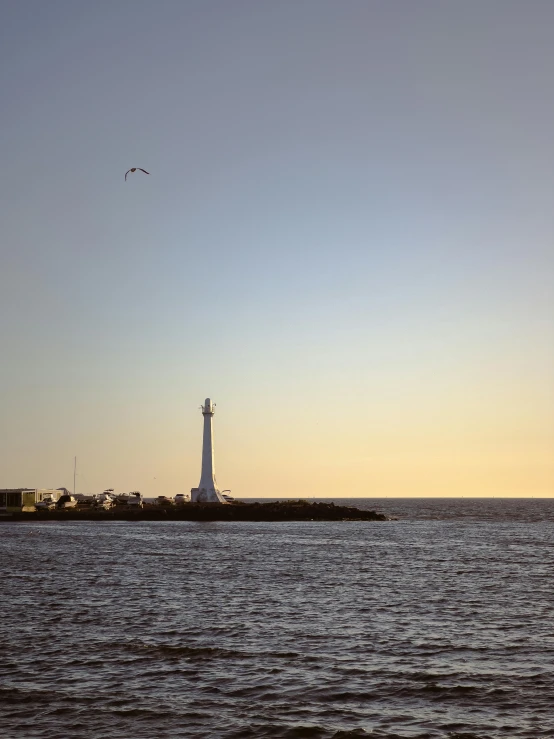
[0,0,552,497]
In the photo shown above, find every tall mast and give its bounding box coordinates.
[74,456,77,497]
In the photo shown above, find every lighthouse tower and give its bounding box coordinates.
[190,398,227,503]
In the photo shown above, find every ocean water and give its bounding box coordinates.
[1,498,553,739]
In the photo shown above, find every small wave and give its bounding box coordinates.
[117,642,302,662]
[0,687,53,705]
[282,726,328,738]
[311,690,378,702]
[107,708,174,719]
[332,731,404,739]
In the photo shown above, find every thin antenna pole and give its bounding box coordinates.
[74,456,77,496]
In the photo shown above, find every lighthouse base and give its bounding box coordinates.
[190,487,227,504]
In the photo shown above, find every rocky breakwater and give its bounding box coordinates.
[176,500,388,522]
[5,500,388,522]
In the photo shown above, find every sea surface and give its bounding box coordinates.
[1,498,553,739]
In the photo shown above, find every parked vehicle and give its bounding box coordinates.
[174,494,190,505]
[35,498,57,510]
[57,495,77,509]
[127,492,143,508]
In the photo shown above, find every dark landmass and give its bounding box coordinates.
[2,500,388,522]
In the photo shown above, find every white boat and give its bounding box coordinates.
[94,491,117,508]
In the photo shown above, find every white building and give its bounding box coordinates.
[0,488,66,513]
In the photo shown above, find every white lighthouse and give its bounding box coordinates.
[190,398,227,503]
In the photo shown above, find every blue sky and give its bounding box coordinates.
[1,1,552,496]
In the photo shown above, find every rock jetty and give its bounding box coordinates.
[5,500,387,522]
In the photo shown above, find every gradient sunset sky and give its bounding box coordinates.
[1,0,552,497]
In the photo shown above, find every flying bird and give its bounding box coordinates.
[125,167,149,181]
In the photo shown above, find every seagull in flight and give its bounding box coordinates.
[125,167,149,181]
